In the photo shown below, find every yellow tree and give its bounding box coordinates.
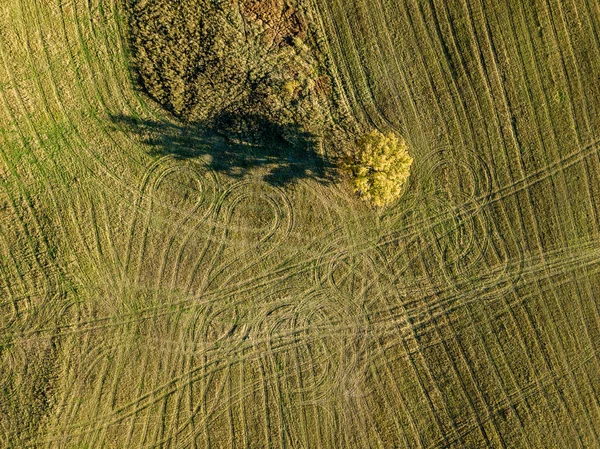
[350,130,413,207]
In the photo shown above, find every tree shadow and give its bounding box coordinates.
[109,113,335,187]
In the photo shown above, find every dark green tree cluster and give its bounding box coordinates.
[126,0,329,139]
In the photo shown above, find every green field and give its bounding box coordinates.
[2,0,600,447]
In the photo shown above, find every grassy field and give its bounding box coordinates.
[1,0,600,447]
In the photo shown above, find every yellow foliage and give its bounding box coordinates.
[350,130,413,207]
[283,79,301,98]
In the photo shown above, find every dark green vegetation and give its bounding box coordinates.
[2,0,600,448]
[126,0,334,137]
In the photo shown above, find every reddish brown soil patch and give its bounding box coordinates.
[241,0,307,45]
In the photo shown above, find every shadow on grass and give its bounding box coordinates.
[110,113,334,187]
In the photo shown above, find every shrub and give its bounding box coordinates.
[350,130,413,207]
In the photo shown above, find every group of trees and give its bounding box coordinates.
[126,0,328,139]
[126,0,413,207]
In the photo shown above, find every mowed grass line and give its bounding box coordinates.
[492,0,597,438]
[314,0,600,446]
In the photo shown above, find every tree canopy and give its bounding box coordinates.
[350,130,413,207]
[126,0,330,139]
